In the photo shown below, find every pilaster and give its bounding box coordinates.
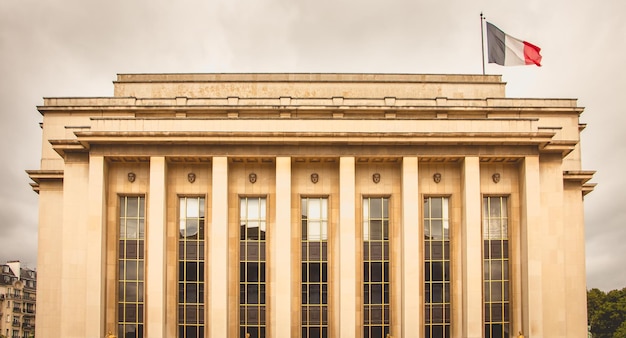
[461,156,482,338]
[60,152,89,338]
[209,157,229,337]
[85,155,107,336]
[146,156,167,337]
[338,157,357,338]
[520,156,544,337]
[272,157,292,337]
[401,157,421,337]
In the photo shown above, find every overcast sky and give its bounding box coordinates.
[1,0,624,291]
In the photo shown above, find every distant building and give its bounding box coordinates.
[0,261,36,338]
[28,73,595,338]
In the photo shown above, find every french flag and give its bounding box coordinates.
[486,22,542,67]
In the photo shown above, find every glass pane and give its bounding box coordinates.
[187,198,199,218]
[240,199,246,218]
[138,220,145,239]
[382,198,388,218]
[248,199,259,219]
[199,198,205,217]
[260,222,266,239]
[138,198,145,217]
[125,261,137,280]
[491,260,502,280]
[127,198,138,217]
[309,199,321,219]
[260,198,266,219]
[371,262,383,282]
[247,263,259,282]
[309,284,321,304]
[309,221,322,241]
[431,220,442,239]
[370,220,382,240]
[186,284,198,303]
[180,198,186,218]
[309,263,321,282]
[370,199,382,218]
[126,219,138,239]
[186,220,199,237]
[431,198,442,218]
[489,198,501,218]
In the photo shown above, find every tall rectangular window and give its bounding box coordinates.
[301,197,329,338]
[118,196,145,338]
[362,197,390,338]
[239,197,267,338]
[178,196,206,338]
[483,196,510,338]
[423,197,451,338]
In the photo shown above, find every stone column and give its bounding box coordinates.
[86,155,107,336]
[60,153,89,338]
[521,156,543,337]
[461,156,482,338]
[33,174,63,337]
[209,157,229,337]
[338,157,357,338]
[272,157,292,337]
[401,157,421,337]
[146,156,167,337]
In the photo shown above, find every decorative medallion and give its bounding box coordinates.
[433,172,442,184]
[492,173,501,184]
[311,173,319,184]
[372,173,381,184]
[187,172,196,184]
[249,172,257,184]
[127,172,136,183]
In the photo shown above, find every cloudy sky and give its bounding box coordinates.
[1,0,624,291]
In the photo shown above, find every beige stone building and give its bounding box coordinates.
[27,73,595,338]
[0,261,37,338]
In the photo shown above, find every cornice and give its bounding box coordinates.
[564,170,597,196]
[25,170,64,193]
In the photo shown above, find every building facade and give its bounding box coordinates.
[28,73,595,338]
[0,261,37,338]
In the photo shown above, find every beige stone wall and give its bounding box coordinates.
[30,73,594,338]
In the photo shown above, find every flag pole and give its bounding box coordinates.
[480,12,485,75]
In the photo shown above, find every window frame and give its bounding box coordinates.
[423,195,452,338]
[177,195,207,338]
[300,196,330,338]
[482,195,511,338]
